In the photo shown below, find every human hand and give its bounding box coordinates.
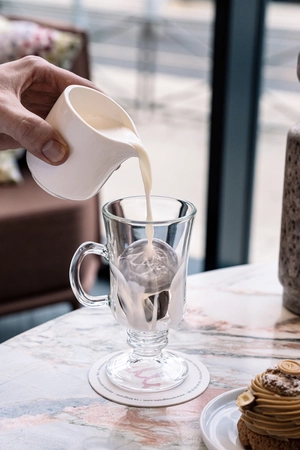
[0,56,101,165]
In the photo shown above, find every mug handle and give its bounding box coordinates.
[69,241,109,307]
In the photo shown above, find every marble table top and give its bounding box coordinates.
[0,262,300,449]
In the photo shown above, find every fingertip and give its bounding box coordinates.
[41,140,69,165]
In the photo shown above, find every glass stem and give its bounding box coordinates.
[127,329,169,358]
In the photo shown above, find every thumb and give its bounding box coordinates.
[3,106,69,165]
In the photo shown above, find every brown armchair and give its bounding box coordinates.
[0,16,101,316]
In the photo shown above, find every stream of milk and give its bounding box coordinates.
[88,117,154,247]
[87,116,183,331]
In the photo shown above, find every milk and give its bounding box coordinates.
[85,114,154,245]
[83,114,182,331]
[110,258,186,332]
[82,115,182,330]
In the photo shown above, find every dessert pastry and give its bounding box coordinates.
[236,360,300,450]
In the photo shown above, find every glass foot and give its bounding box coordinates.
[106,349,189,392]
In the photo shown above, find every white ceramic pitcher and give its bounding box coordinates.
[27,85,141,201]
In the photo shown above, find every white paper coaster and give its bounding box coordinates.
[89,351,210,407]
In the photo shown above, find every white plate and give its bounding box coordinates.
[200,387,246,450]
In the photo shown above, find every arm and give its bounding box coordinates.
[0,56,101,165]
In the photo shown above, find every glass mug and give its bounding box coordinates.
[70,195,196,392]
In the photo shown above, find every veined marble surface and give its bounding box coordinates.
[0,262,299,450]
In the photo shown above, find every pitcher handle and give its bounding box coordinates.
[69,241,109,307]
